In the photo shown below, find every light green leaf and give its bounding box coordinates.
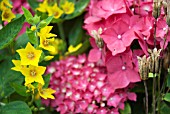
[120,103,131,114]
[26,28,38,45]
[22,7,33,24]
[0,101,32,114]
[0,15,25,50]
[163,93,170,102]
[38,16,54,28]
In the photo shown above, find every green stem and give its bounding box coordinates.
[152,73,156,114]
[57,22,66,42]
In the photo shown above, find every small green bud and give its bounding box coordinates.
[33,107,38,112]
[39,107,45,111]
[33,15,40,25]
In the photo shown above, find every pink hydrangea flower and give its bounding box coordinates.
[43,54,137,114]
[105,50,141,89]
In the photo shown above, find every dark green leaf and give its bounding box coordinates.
[160,101,170,114]
[64,0,90,20]
[43,74,51,88]
[0,101,32,114]
[27,0,39,10]
[0,15,25,50]
[26,28,38,45]
[11,83,30,97]
[164,93,170,102]
[120,103,131,114]
[0,58,24,100]
[68,17,83,46]
[14,33,29,50]
[167,72,170,87]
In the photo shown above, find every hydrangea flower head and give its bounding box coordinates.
[43,54,137,113]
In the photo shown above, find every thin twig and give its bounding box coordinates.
[144,80,148,114]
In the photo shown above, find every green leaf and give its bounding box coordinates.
[14,33,29,50]
[0,15,25,50]
[120,103,131,114]
[43,74,51,88]
[22,7,33,24]
[167,72,170,87]
[164,93,170,102]
[26,28,38,45]
[160,101,170,114]
[0,101,32,114]
[68,17,83,46]
[38,16,54,28]
[0,58,24,100]
[11,83,30,97]
[27,0,39,10]
[64,0,90,20]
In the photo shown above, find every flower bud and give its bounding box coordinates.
[137,55,150,80]
[152,1,159,19]
[162,1,168,15]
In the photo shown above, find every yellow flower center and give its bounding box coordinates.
[3,11,9,19]
[54,11,59,17]
[43,40,49,46]
[27,52,35,60]
[30,70,37,77]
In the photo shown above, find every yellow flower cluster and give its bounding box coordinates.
[0,0,15,22]
[36,0,75,19]
[12,42,55,99]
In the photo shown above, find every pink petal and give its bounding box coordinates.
[108,71,130,89]
[88,48,102,62]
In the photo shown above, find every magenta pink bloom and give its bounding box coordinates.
[106,50,141,89]
[101,19,136,55]
[43,54,137,113]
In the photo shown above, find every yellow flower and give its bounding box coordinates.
[37,26,56,38]
[0,0,13,10]
[61,1,75,14]
[16,42,42,66]
[39,36,55,52]
[49,39,64,55]
[11,60,26,72]
[38,84,55,99]
[66,43,82,54]
[2,8,16,22]
[36,0,50,13]
[21,65,46,85]
[44,56,54,61]
[47,3,63,19]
